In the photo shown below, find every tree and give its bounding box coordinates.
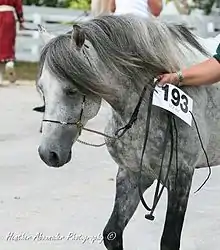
[166,0,220,15]
[191,0,216,14]
[68,0,91,10]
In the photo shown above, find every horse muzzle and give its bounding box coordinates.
[38,146,72,168]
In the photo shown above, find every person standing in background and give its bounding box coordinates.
[91,0,113,17]
[0,0,24,84]
[91,0,163,18]
[110,0,163,18]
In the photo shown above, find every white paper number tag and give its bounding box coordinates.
[152,84,193,126]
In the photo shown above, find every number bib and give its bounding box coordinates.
[152,84,193,126]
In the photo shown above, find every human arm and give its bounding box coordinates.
[157,58,220,86]
[147,0,163,17]
[109,0,116,13]
[157,44,220,87]
[14,0,25,30]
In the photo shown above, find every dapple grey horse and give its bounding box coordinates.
[35,15,220,250]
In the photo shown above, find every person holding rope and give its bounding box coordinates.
[0,0,25,84]
[156,44,220,87]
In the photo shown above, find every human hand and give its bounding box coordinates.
[19,22,25,30]
[156,72,180,87]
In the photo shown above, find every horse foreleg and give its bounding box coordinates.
[160,169,194,250]
[103,167,153,250]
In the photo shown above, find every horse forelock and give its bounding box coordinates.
[39,15,209,97]
[39,34,113,98]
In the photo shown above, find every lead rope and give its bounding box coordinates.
[173,117,179,191]
[77,78,154,147]
[189,111,212,193]
[137,85,175,219]
[114,84,149,137]
[144,114,174,220]
[138,89,212,221]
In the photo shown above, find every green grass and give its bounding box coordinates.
[4,61,39,81]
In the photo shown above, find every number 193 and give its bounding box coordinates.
[162,85,189,113]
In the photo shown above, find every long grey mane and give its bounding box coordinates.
[40,14,209,97]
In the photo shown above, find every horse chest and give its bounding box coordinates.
[106,137,141,171]
[104,109,171,174]
[105,119,149,171]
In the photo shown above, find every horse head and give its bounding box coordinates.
[36,25,102,168]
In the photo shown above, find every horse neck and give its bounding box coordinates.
[100,70,153,123]
[92,58,157,120]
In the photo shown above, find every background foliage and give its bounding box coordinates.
[23,0,91,10]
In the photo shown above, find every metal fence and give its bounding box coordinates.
[15,5,220,62]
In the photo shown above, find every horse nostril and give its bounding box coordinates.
[38,146,70,167]
[49,151,60,166]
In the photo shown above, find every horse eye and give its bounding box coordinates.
[64,89,77,96]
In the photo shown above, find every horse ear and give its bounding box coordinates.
[38,24,55,44]
[72,24,85,49]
